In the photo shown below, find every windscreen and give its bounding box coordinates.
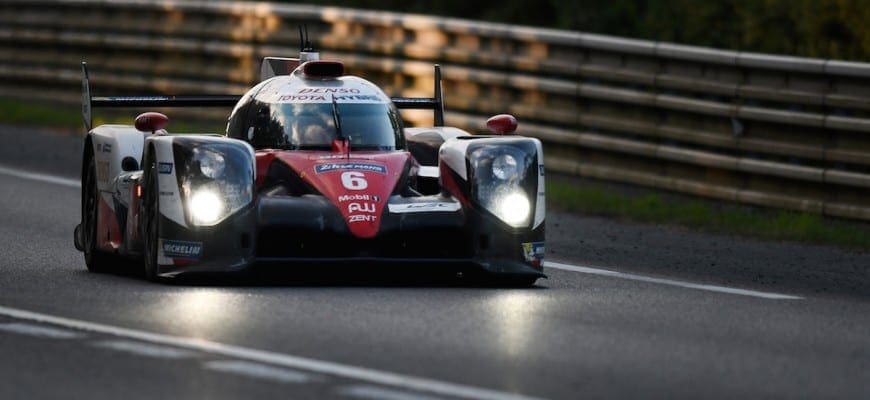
[247,102,404,150]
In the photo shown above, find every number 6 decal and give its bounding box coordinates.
[341,171,368,190]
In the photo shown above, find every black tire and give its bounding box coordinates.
[82,156,113,272]
[141,163,161,282]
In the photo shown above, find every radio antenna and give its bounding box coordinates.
[299,25,314,52]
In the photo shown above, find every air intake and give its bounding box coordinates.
[302,61,345,79]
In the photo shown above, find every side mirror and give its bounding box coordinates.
[486,114,518,135]
[135,112,169,133]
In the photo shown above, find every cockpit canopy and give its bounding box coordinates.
[226,74,405,150]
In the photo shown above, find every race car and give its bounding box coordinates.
[73,46,546,286]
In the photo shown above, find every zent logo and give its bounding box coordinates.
[341,171,368,190]
[348,215,376,223]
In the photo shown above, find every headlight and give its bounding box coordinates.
[193,148,226,178]
[492,154,518,181]
[496,191,530,225]
[177,141,254,226]
[467,140,539,228]
[189,189,224,225]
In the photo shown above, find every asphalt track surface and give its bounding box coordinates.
[1,124,869,399]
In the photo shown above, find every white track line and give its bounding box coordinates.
[0,322,84,339]
[203,360,318,384]
[337,384,447,400]
[0,165,79,188]
[92,339,196,359]
[0,306,543,400]
[545,261,802,300]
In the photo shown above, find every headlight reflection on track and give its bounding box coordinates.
[487,292,542,357]
[163,289,237,338]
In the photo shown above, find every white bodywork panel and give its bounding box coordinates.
[406,126,473,179]
[417,166,439,178]
[90,125,145,191]
[439,138,473,180]
[533,139,546,230]
[404,126,470,141]
[147,136,188,228]
[388,201,462,213]
[89,125,146,213]
[260,57,300,81]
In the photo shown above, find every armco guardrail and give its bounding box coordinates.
[2,0,870,221]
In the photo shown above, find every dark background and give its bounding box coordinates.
[289,0,870,61]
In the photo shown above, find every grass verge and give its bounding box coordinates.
[0,98,82,129]
[0,98,226,133]
[547,178,870,251]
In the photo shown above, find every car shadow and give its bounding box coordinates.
[95,261,546,289]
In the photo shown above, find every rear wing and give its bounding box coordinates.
[81,62,445,131]
[391,63,445,126]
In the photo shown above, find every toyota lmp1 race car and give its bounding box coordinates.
[73,46,546,286]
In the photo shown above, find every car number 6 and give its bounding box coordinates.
[341,171,368,190]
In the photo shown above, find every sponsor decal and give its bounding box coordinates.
[277,94,381,102]
[96,161,109,183]
[158,162,173,174]
[348,202,376,213]
[348,215,377,223]
[315,162,386,175]
[162,239,203,259]
[539,165,545,176]
[388,202,461,213]
[522,241,545,267]
[298,88,361,94]
[97,143,112,153]
[338,194,381,202]
[341,171,368,190]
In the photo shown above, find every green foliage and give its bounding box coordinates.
[547,179,870,250]
[579,0,870,60]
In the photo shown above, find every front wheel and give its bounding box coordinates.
[82,156,113,272]
[141,164,161,282]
